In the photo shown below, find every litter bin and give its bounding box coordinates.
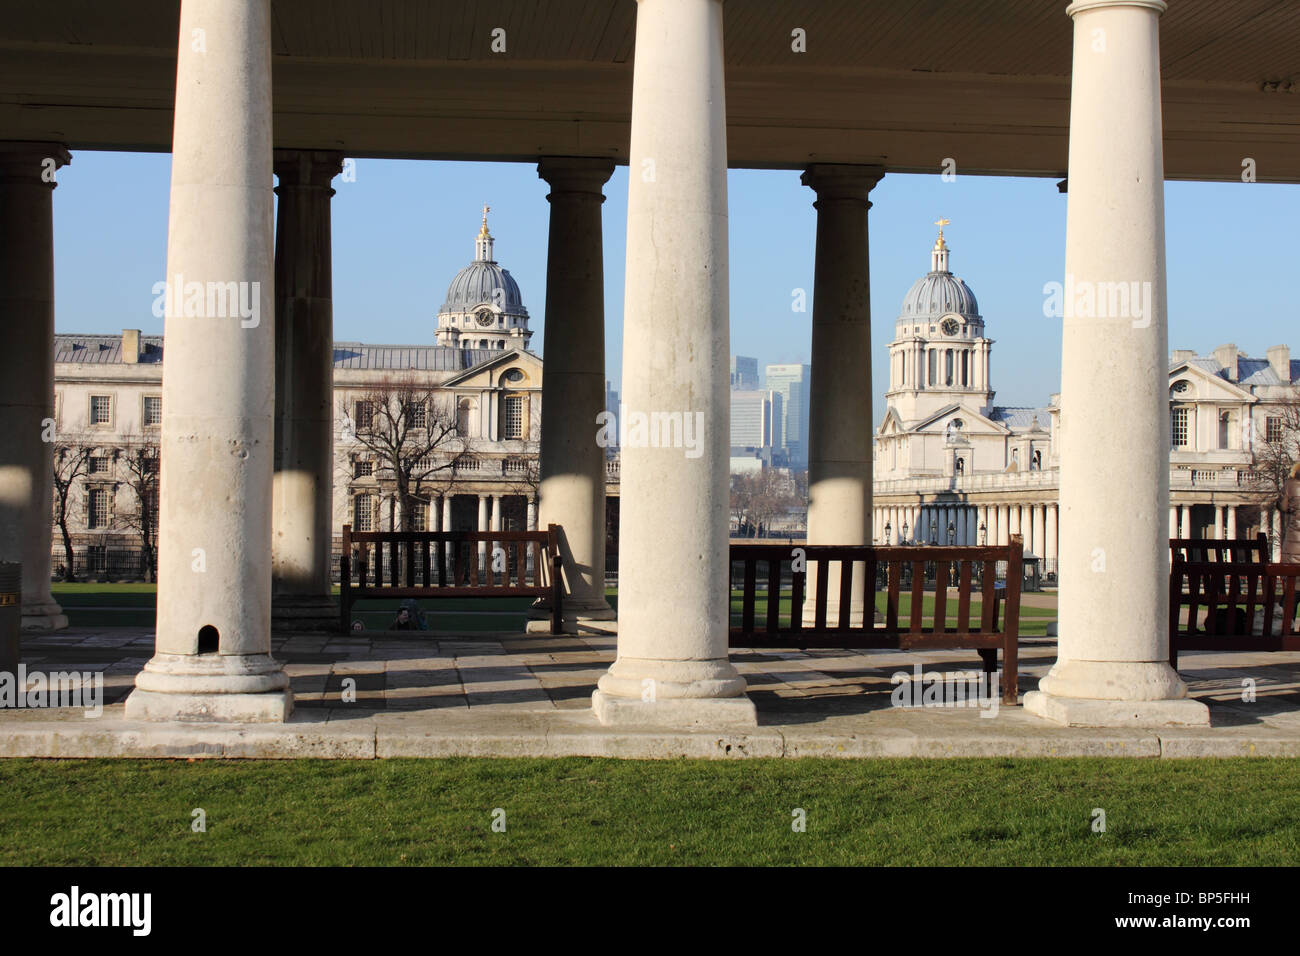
[0,562,18,680]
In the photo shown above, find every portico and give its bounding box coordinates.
[3,0,1295,728]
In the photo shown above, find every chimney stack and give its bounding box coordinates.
[1212,343,1238,381]
[1266,345,1291,382]
[1170,349,1195,364]
[121,329,140,364]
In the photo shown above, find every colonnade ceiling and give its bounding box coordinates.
[1,0,1297,180]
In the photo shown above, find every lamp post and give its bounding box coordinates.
[929,519,937,545]
[979,521,988,546]
[884,521,892,546]
[901,520,909,545]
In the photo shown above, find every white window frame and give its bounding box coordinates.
[89,394,113,428]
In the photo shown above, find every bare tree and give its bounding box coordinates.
[117,432,161,581]
[1246,398,1300,500]
[340,375,467,532]
[51,435,96,582]
[1246,396,1300,549]
[730,470,799,538]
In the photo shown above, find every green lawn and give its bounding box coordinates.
[730,589,1056,637]
[0,758,1295,866]
[53,584,1055,636]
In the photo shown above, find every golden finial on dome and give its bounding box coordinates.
[933,217,950,250]
[480,203,491,236]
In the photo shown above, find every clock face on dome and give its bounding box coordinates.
[939,315,960,336]
[475,310,494,327]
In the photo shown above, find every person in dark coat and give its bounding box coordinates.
[1280,462,1300,564]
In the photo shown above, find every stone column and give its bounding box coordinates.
[491,494,502,532]
[530,157,617,631]
[1031,504,1044,557]
[1272,509,1283,559]
[800,164,884,626]
[526,494,537,532]
[270,149,343,632]
[442,495,453,531]
[1046,503,1059,573]
[1226,504,1237,539]
[0,142,70,631]
[1213,505,1224,539]
[1168,506,1178,540]
[1026,0,1206,726]
[126,0,291,722]
[593,0,752,727]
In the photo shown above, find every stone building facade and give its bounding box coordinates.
[874,227,1299,575]
[50,216,620,582]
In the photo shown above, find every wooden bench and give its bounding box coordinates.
[1170,533,1268,565]
[1168,557,1300,668]
[729,535,1023,704]
[340,524,564,635]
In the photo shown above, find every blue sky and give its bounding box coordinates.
[53,151,1295,416]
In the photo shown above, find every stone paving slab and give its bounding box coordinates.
[3,626,1300,759]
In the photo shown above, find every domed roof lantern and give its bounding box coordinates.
[475,203,495,262]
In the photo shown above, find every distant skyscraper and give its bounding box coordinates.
[730,355,759,390]
[605,380,620,448]
[764,363,809,467]
[730,389,782,449]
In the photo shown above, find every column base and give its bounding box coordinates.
[526,599,617,635]
[592,690,757,729]
[1023,690,1209,728]
[124,688,293,723]
[125,652,293,722]
[271,595,339,633]
[21,600,68,632]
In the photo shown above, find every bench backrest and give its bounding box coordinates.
[1170,533,1268,565]
[341,523,560,596]
[1169,558,1300,638]
[729,535,1023,641]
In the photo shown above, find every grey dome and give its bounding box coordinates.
[441,261,528,316]
[900,271,979,319]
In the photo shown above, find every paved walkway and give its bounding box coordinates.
[3,626,1299,758]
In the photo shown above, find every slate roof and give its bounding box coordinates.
[989,406,1052,431]
[1175,354,1299,387]
[54,334,164,364]
[331,343,508,371]
[54,335,533,373]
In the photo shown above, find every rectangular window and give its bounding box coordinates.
[410,498,428,532]
[405,401,427,429]
[354,401,374,430]
[504,396,524,439]
[90,395,112,426]
[88,456,110,475]
[1171,406,1189,447]
[144,486,160,526]
[354,494,374,532]
[142,455,160,475]
[88,487,111,529]
[143,395,162,427]
[1266,417,1284,443]
[353,460,374,479]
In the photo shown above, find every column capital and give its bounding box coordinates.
[273,149,345,190]
[800,164,885,202]
[537,156,616,197]
[0,142,71,187]
[1066,0,1165,18]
